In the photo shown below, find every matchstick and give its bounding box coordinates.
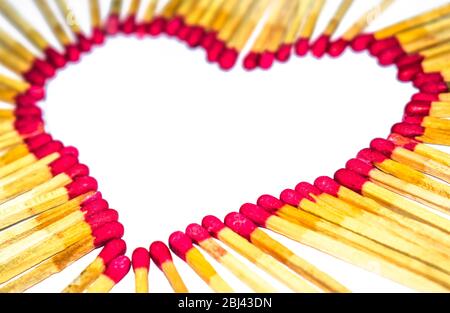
[0,119,43,151]
[132,247,150,293]
[404,98,450,119]
[89,0,105,45]
[0,133,52,166]
[185,0,223,47]
[392,122,450,146]
[149,241,188,293]
[63,238,126,293]
[136,0,159,37]
[295,0,326,56]
[86,255,130,293]
[169,231,233,292]
[0,74,45,101]
[202,215,318,293]
[186,223,276,293]
[121,0,142,34]
[105,0,124,36]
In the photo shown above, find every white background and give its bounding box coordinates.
[1,0,449,293]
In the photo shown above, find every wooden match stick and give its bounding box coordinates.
[0,216,123,284]
[0,237,93,293]
[0,119,43,151]
[148,0,183,36]
[121,0,142,34]
[202,215,318,293]
[54,0,93,52]
[0,74,45,101]
[388,133,450,167]
[334,168,450,233]
[33,0,80,62]
[404,109,450,129]
[105,0,124,36]
[0,0,67,68]
[136,0,159,36]
[132,247,150,293]
[175,0,211,42]
[89,0,105,45]
[169,231,233,292]
[63,238,126,293]
[311,0,354,58]
[185,0,223,47]
[295,0,326,56]
[224,213,348,292]
[329,0,395,56]
[314,176,450,249]
[149,241,188,293]
[398,42,450,75]
[86,255,130,293]
[186,223,276,293]
[404,98,450,119]
[0,133,52,166]
[239,203,449,292]
[0,175,97,230]
[413,68,450,91]
[258,193,450,289]
[392,122,450,146]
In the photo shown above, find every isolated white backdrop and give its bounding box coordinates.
[1,0,449,293]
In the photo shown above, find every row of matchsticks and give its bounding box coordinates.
[0,0,449,293]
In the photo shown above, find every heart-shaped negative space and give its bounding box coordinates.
[37,36,415,292]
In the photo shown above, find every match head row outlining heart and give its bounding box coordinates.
[1,1,450,293]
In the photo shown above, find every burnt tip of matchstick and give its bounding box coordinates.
[396,54,423,69]
[67,176,98,199]
[311,35,330,58]
[121,15,137,35]
[397,64,422,82]
[259,51,275,70]
[346,158,373,177]
[186,223,211,243]
[387,133,418,150]
[166,16,184,36]
[25,133,52,150]
[106,14,121,36]
[405,100,431,116]
[421,82,449,94]
[149,241,173,269]
[351,33,374,52]
[224,212,257,240]
[257,194,283,211]
[295,37,309,56]
[279,189,302,207]
[369,37,399,56]
[65,163,90,179]
[414,73,443,88]
[91,27,105,45]
[169,231,194,261]
[219,48,238,70]
[32,140,63,158]
[148,17,166,36]
[377,46,405,66]
[14,106,42,118]
[295,182,321,197]
[276,43,292,62]
[356,148,388,164]
[25,85,45,101]
[391,122,424,137]
[334,168,367,192]
[32,59,56,78]
[239,203,271,227]
[187,26,205,47]
[207,40,225,63]
[243,52,259,71]
[328,38,348,57]
[104,255,131,283]
[370,138,395,157]
[93,222,124,247]
[314,176,340,196]
[76,32,92,53]
[201,215,225,237]
[86,209,119,230]
[15,119,44,135]
[65,44,81,63]
[44,47,67,69]
[132,247,150,270]
[49,155,79,175]
[201,32,217,50]
[99,239,127,265]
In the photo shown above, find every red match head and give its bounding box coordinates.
[314,176,340,197]
[256,194,284,212]
[224,212,257,240]
[206,39,225,63]
[64,44,81,63]
[81,198,109,216]
[49,155,78,175]
[201,215,226,238]
[44,47,67,69]
[295,37,309,56]
[59,146,79,157]
[356,148,388,164]
[15,118,44,135]
[402,115,423,124]
[132,247,150,270]
[351,33,374,52]
[328,38,348,57]
[92,221,125,247]
[219,48,238,71]
[148,17,166,36]
[311,35,330,58]
[32,59,55,78]
[24,85,45,101]
[259,51,275,70]
[104,255,131,284]
[276,43,292,62]
[377,46,405,66]
[185,223,211,244]
[14,106,42,118]
[149,241,173,269]
[411,92,439,102]
[176,24,191,41]
[76,32,92,52]
[169,231,194,261]
[239,203,271,227]
[33,140,63,158]
[91,27,105,45]
[187,26,204,47]
[279,189,302,207]
[397,64,422,82]
[396,54,423,69]
[81,191,103,205]
[295,182,321,197]
[413,73,443,88]
[86,209,119,230]
[66,176,98,199]
[201,31,217,50]
[368,37,399,56]
[404,100,431,116]
[334,168,368,192]
[165,16,183,36]
[65,163,90,179]
[98,239,127,265]
[25,133,52,150]
[421,82,449,94]
[105,14,120,35]
[346,158,374,177]
[243,52,259,71]
[22,69,45,87]
[370,138,395,157]
[387,133,418,150]
[121,15,137,35]
[391,123,424,138]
